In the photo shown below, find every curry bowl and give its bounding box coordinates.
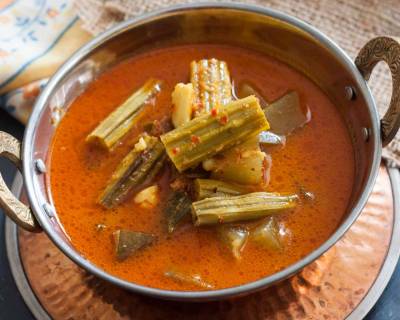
[0,3,399,301]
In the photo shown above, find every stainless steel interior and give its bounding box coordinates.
[22,4,380,300]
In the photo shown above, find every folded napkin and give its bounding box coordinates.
[1,0,399,167]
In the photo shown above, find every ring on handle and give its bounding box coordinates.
[0,132,40,232]
[355,36,400,147]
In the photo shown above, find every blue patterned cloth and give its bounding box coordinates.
[0,0,87,123]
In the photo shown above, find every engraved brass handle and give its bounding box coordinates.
[0,132,40,232]
[355,36,400,147]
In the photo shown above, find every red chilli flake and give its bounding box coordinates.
[211,108,218,117]
[172,147,180,155]
[219,114,228,125]
[191,135,200,144]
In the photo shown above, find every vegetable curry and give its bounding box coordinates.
[50,44,354,291]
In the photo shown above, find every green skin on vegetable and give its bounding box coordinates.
[250,217,283,251]
[164,191,192,233]
[190,58,232,116]
[194,179,252,200]
[99,135,166,208]
[238,82,310,137]
[192,192,298,226]
[264,91,310,136]
[86,78,163,150]
[113,229,155,261]
[218,225,249,260]
[160,95,270,172]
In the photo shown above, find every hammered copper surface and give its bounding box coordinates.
[18,165,393,320]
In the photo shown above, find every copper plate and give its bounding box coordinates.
[5,165,400,319]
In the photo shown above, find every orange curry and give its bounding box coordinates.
[50,44,354,291]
